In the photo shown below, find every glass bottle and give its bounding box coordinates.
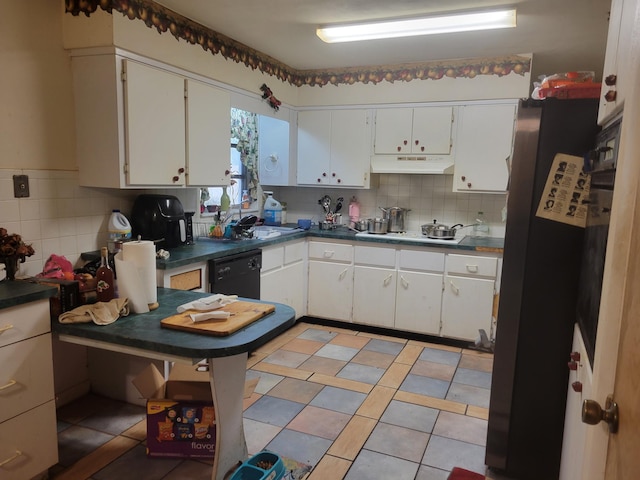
[96,247,115,302]
[473,211,490,237]
[220,186,231,213]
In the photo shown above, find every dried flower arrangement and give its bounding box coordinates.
[0,227,35,280]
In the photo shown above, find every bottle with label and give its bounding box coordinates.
[263,191,282,226]
[96,247,115,302]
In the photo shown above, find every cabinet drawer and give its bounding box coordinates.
[308,242,353,262]
[0,400,58,479]
[0,300,50,349]
[284,240,306,264]
[261,246,284,273]
[0,334,55,424]
[170,268,202,291]
[355,245,396,267]
[446,254,498,278]
[399,249,445,272]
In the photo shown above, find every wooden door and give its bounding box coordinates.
[581,6,640,476]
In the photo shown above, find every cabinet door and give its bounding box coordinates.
[411,107,453,154]
[353,266,396,328]
[297,110,332,185]
[123,60,186,186]
[262,263,305,319]
[307,261,353,321]
[454,104,516,193]
[330,109,370,187]
[186,79,231,186]
[374,108,414,154]
[441,275,494,340]
[395,270,443,335]
[259,115,291,186]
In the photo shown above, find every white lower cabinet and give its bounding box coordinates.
[441,253,498,341]
[261,240,307,318]
[0,299,57,479]
[395,249,445,335]
[353,245,396,328]
[307,241,354,321]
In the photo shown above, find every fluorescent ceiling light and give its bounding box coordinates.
[317,9,517,43]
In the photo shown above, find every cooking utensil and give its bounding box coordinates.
[319,195,332,214]
[319,221,337,230]
[354,219,368,231]
[335,197,344,214]
[367,217,389,234]
[423,220,471,239]
[379,206,410,233]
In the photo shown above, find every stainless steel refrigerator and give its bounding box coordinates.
[486,98,600,479]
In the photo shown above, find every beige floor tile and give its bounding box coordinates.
[243,392,262,411]
[298,355,347,376]
[394,390,467,415]
[327,415,377,461]
[329,333,371,349]
[286,321,315,337]
[267,377,325,404]
[252,361,313,380]
[356,331,407,344]
[306,323,359,335]
[52,435,139,480]
[408,339,462,353]
[377,362,411,389]
[466,404,490,420]
[308,372,373,394]
[287,405,351,440]
[395,344,423,365]
[459,354,494,373]
[351,349,395,369]
[433,410,488,447]
[281,337,325,354]
[307,454,352,480]
[253,334,293,354]
[356,385,396,419]
[247,351,267,369]
[411,359,457,381]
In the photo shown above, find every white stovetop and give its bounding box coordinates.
[355,231,464,245]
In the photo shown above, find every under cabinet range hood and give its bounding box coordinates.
[370,154,454,174]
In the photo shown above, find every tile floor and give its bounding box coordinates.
[50,321,513,480]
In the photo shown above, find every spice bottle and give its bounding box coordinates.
[96,247,115,302]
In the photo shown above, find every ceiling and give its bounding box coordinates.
[154,0,613,82]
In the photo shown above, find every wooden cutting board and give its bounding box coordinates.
[160,301,276,336]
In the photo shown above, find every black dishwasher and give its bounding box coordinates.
[208,249,262,299]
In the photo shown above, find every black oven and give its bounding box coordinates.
[576,117,621,365]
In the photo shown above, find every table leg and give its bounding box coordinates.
[208,352,249,480]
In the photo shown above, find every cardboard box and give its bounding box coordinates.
[132,363,257,459]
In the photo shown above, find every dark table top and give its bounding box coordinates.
[52,288,296,360]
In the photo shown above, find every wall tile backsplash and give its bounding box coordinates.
[1,169,505,278]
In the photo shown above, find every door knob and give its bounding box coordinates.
[582,395,619,433]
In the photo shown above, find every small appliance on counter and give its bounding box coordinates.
[130,194,187,249]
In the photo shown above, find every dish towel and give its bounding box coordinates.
[59,298,130,325]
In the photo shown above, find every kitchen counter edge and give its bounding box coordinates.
[0,280,58,310]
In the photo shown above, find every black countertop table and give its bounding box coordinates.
[52,287,296,480]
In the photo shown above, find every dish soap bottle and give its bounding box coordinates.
[263,191,282,226]
[220,186,231,213]
[348,196,360,226]
[96,247,115,302]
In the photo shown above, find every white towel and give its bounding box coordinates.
[176,294,238,313]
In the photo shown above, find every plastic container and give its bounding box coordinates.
[263,192,282,226]
[229,451,285,480]
[108,210,131,252]
[348,196,360,224]
[473,211,490,237]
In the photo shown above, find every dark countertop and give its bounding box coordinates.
[81,226,504,271]
[0,280,57,310]
[52,288,296,359]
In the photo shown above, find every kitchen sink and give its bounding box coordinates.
[198,225,301,242]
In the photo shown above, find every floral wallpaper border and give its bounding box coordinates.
[65,0,531,88]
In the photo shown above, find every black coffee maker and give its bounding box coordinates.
[131,194,187,249]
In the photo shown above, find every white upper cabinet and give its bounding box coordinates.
[598,0,636,125]
[71,53,231,188]
[374,107,453,155]
[453,103,516,193]
[258,115,292,186]
[297,109,372,188]
[185,79,232,186]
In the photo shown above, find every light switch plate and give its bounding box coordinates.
[13,175,30,198]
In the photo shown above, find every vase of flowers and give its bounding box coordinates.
[0,228,35,281]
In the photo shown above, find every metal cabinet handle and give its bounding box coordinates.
[0,379,17,391]
[0,450,22,467]
[466,264,479,273]
[449,281,460,295]
[339,268,348,280]
[0,324,13,334]
[400,275,409,289]
[383,274,393,286]
[323,250,335,258]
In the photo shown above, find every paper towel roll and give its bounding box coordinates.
[115,240,157,313]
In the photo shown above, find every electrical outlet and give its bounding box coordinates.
[13,175,30,198]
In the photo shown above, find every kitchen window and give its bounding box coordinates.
[203,144,247,209]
